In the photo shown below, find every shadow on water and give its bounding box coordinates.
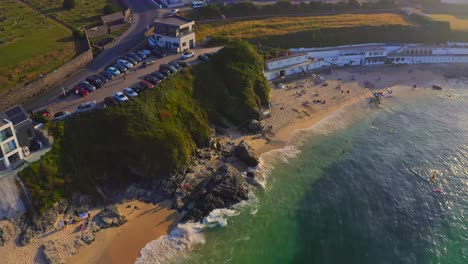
[293,96,467,264]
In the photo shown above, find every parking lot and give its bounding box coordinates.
[42,46,222,116]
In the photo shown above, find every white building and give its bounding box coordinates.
[263,52,331,80]
[263,43,468,81]
[0,120,24,172]
[150,16,195,53]
[0,105,33,172]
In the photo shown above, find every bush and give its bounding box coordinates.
[31,113,49,124]
[193,40,269,125]
[63,0,75,10]
[103,4,120,15]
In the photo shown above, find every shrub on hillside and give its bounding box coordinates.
[63,0,75,10]
[103,4,120,15]
[193,40,269,125]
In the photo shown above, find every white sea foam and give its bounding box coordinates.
[135,206,244,264]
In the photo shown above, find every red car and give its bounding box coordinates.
[139,80,154,90]
[36,109,50,118]
[71,86,89,97]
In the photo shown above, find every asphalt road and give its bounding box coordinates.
[23,0,163,112]
[44,47,222,115]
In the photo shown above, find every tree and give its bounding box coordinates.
[63,0,75,10]
[348,0,362,8]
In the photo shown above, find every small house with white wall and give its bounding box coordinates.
[150,16,195,53]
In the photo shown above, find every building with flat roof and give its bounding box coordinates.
[0,106,33,172]
[150,15,195,53]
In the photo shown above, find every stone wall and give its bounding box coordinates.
[0,42,93,111]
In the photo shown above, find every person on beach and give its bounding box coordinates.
[123,75,126,81]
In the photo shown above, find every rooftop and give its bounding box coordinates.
[101,12,125,24]
[154,15,193,26]
[0,105,29,126]
[265,52,309,63]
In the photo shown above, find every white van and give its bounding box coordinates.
[192,1,207,9]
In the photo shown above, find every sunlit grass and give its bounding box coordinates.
[197,14,410,40]
[430,14,468,32]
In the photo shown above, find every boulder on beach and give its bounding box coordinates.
[93,205,127,229]
[182,164,250,222]
[234,141,260,167]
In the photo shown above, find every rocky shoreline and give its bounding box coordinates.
[0,134,261,264]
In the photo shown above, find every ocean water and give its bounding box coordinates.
[136,82,467,264]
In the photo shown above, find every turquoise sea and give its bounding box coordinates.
[137,80,467,264]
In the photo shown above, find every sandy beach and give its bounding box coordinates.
[0,64,452,264]
[0,201,180,264]
[241,65,447,156]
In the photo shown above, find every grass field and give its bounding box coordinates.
[196,14,410,41]
[27,0,122,29]
[430,14,468,32]
[0,0,76,91]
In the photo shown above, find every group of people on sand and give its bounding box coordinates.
[56,211,92,232]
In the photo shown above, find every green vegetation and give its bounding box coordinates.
[0,0,76,91]
[193,41,269,124]
[27,0,123,29]
[186,0,397,20]
[19,41,270,213]
[197,13,410,42]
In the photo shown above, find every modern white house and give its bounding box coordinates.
[263,43,468,81]
[0,106,33,172]
[149,16,195,53]
[0,120,23,172]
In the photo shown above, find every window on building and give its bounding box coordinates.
[0,159,6,172]
[0,127,13,142]
[172,42,179,47]
[8,152,20,166]
[182,42,187,47]
[3,140,17,154]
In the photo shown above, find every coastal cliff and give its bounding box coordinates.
[7,41,267,250]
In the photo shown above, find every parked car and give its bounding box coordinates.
[104,96,117,107]
[95,74,109,83]
[71,86,89,97]
[170,9,179,15]
[181,50,194,60]
[192,1,207,8]
[158,69,171,78]
[112,64,127,72]
[86,76,103,88]
[137,51,147,59]
[106,67,120,76]
[132,86,145,94]
[117,59,133,69]
[144,76,161,85]
[127,53,142,62]
[152,49,166,58]
[52,111,72,121]
[100,71,114,80]
[198,54,210,62]
[122,56,137,65]
[76,101,97,113]
[139,50,151,56]
[123,87,138,97]
[139,80,154,90]
[152,71,167,80]
[176,60,189,68]
[113,91,129,102]
[36,109,51,118]
[78,81,96,92]
[160,64,177,74]
[204,52,217,58]
[142,60,155,68]
[169,61,182,70]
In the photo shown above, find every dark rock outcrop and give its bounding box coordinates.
[93,205,126,229]
[18,227,33,246]
[0,221,17,246]
[182,164,250,222]
[246,119,262,133]
[234,141,260,166]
